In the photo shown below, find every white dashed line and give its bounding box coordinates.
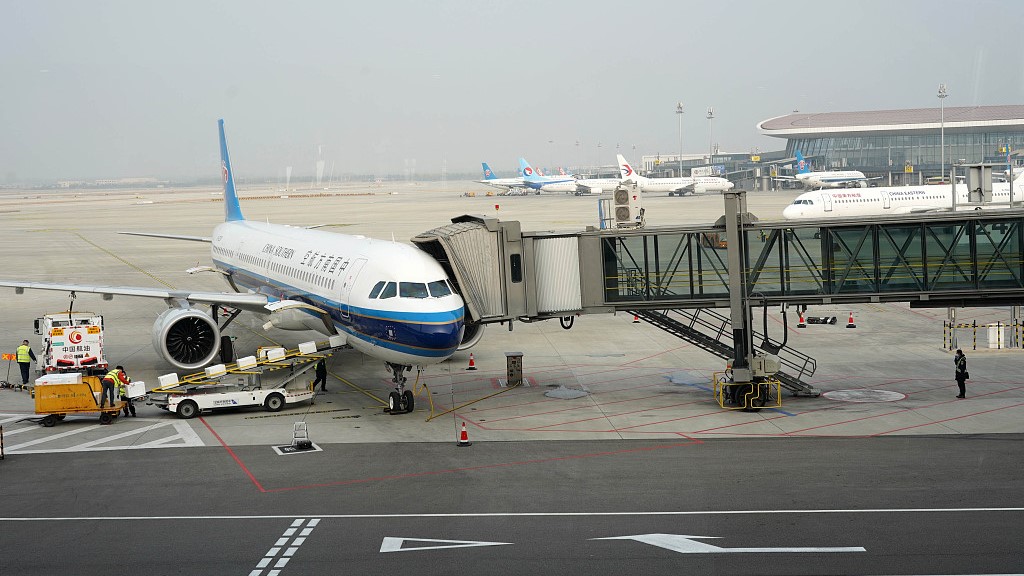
[249,518,320,576]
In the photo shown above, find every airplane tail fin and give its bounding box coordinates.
[794,150,810,174]
[218,119,245,222]
[481,162,496,180]
[616,154,636,179]
[519,157,539,180]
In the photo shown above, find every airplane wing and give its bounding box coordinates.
[119,231,212,243]
[0,280,271,313]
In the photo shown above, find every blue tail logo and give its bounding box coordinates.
[795,150,810,174]
[481,162,496,180]
[519,158,538,179]
[218,119,245,222]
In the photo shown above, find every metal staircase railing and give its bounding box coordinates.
[631,309,819,397]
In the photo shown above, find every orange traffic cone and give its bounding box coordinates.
[797,311,806,328]
[457,421,472,447]
[466,353,477,370]
[632,313,640,324]
[846,312,856,328]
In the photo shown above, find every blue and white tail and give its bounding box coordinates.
[218,119,245,222]
[794,150,811,175]
[481,162,497,180]
[518,157,542,181]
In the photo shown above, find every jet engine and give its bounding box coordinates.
[151,307,221,370]
[457,322,485,351]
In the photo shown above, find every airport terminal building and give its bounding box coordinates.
[757,105,1024,185]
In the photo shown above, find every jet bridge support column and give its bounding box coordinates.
[724,190,753,382]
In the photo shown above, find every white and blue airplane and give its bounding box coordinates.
[477,162,525,191]
[775,150,879,190]
[518,158,577,191]
[0,120,475,413]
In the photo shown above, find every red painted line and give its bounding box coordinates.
[622,344,691,366]
[261,439,702,493]
[199,417,266,493]
[876,401,1024,435]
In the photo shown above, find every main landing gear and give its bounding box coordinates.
[385,362,415,414]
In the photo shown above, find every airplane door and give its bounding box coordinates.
[821,193,833,212]
[882,191,891,210]
[339,257,367,320]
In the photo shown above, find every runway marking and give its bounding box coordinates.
[594,533,865,553]
[4,420,204,454]
[249,518,319,576]
[380,537,511,553]
[1,507,1021,521]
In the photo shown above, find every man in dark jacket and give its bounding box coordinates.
[954,349,968,398]
[312,358,328,392]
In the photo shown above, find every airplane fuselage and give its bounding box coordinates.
[782,183,1017,219]
[211,220,465,366]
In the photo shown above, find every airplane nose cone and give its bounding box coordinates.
[782,205,798,220]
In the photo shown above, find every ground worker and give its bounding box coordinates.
[118,372,137,417]
[99,366,128,410]
[16,339,36,391]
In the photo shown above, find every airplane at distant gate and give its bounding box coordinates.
[0,120,478,414]
[616,154,734,195]
[775,150,879,190]
[782,169,1024,219]
[478,162,525,190]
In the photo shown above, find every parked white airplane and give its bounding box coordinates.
[0,120,474,413]
[477,162,524,190]
[775,150,879,190]
[616,154,733,196]
[782,170,1024,219]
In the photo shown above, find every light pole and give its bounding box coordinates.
[676,102,684,177]
[706,107,715,166]
[938,83,948,182]
[596,142,602,176]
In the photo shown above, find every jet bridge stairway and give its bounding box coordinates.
[631,308,820,397]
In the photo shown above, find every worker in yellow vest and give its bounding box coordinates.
[99,366,128,410]
[16,339,36,390]
[118,375,137,417]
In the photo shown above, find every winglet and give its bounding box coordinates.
[218,119,245,222]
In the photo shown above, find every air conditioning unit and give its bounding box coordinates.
[613,181,643,227]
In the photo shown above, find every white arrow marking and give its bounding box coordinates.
[593,534,865,553]
[380,537,512,553]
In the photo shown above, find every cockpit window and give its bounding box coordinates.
[368,281,385,299]
[399,282,429,298]
[427,280,452,298]
[379,282,397,299]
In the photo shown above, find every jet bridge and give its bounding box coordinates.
[414,201,1024,401]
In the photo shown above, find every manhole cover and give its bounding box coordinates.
[823,389,906,403]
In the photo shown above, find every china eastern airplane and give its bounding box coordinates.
[0,120,476,414]
[616,154,734,196]
[775,150,880,190]
[477,162,525,190]
[782,169,1024,219]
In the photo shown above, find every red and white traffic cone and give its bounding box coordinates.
[632,313,640,324]
[457,421,472,447]
[797,311,807,328]
[466,353,477,371]
[846,312,857,328]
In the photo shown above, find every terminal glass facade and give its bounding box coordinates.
[786,131,1024,177]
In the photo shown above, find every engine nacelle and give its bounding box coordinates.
[152,307,220,370]
[692,185,707,195]
[457,322,485,351]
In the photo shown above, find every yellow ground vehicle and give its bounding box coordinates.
[34,375,124,426]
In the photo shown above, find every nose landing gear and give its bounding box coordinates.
[385,362,415,414]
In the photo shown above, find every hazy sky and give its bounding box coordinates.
[3,0,1023,182]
